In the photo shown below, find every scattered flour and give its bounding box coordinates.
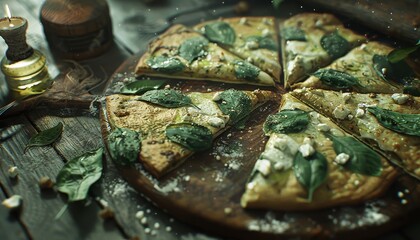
[247,212,290,233]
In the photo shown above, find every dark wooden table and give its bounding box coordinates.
[0,1,419,240]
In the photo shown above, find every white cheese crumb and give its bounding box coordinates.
[401,199,408,205]
[391,93,409,105]
[317,123,330,132]
[360,43,367,50]
[299,144,315,157]
[8,166,18,178]
[274,162,287,171]
[2,195,22,209]
[184,175,190,181]
[140,217,148,225]
[207,116,226,128]
[256,159,271,176]
[333,104,351,120]
[348,114,354,120]
[355,108,365,118]
[215,155,221,161]
[262,28,271,37]
[397,191,404,198]
[212,92,221,101]
[342,93,352,102]
[354,180,360,186]
[224,207,232,215]
[381,68,387,74]
[239,17,247,25]
[154,223,160,229]
[164,84,171,89]
[135,211,144,219]
[151,230,157,236]
[315,19,323,27]
[272,137,288,150]
[144,228,151,234]
[303,137,314,146]
[247,181,256,190]
[245,40,259,50]
[334,153,350,165]
[166,226,172,232]
[404,189,410,194]
[246,57,253,63]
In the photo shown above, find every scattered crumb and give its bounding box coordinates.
[2,195,22,210]
[154,222,160,229]
[8,166,18,178]
[224,207,232,215]
[135,211,144,219]
[39,176,54,190]
[401,199,408,205]
[144,228,151,234]
[165,226,172,232]
[140,217,148,225]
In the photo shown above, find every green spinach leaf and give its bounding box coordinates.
[203,22,236,46]
[325,133,382,176]
[108,128,141,166]
[263,109,309,135]
[214,89,252,125]
[282,27,306,41]
[245,36,277,51]
[233,60,260,81]
[387,40,420,63]
[179,37,209,63]
[165,123,212,151]
[293,151,328,201]
[139,89,195,108]
[272,0,284,8]
[25,122,63,152]
[147,56,185,74]
[313,69,359,89]
[56,148,103,202]
[367,107,420,137]
[120,79,166,95]
[320,31,350,59]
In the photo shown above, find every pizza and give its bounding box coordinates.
[280,13,366,89]
[194,17,281,83]
[241,93,398,210]
[105,89,275,178]
[135,24,276,86]
[293,41,420,93]
[292,88,420,180]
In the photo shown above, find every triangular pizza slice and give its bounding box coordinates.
[280,13,366,88]
[135,24,275,86]
[292,88,420,180]
[241,93,397,211]
[106,88,275,178]
[293,41,420,94]
[193,17,281,83]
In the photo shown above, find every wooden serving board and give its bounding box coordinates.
[99,51,420,240]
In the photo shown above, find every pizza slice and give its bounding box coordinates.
[193,17,281,83]
[292,88,420,180]
[293,41,420,94]
[105,88,275,178]
[241,93,397,211]
[135,24,275,86]
[280,13,366,88]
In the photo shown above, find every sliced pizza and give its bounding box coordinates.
[293,41,420,94]
[193,17,281,83]
[292,88,420,180]
[241,93,397,211]
[135,24,275,86]
[105,88,275,178]
[280,13,366,88]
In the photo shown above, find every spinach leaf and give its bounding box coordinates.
[25,122,63,152]
[387,40,420,63]
[320,31,350,59]
[367,107,420,137]
[203,22,236,46]
[233,60,260,81]
[372,54,414,84]
[245,36,277,51]
[293,151,328,201]
[272,0,284,8]
[139,89,195,108]
[214,89,252,125]
[165,123,212,151]
[325,133,382,176]
[147,56,185,74]
[179,37,209,63]
[108,128,141,166]
[120,79,166,95]
[56,148,103,202]
[313,69,359,89]
[263,109,309,135]
[282,27,306,41]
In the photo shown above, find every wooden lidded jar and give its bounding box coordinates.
[40,0,113,60]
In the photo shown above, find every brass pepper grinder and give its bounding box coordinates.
[0,5,52,98]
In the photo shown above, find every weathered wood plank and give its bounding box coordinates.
[0,186,28,240]
[0,114,124,240]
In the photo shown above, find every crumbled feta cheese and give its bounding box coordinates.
[334,153,350,165]
[333,104,351,120]
[165,226,172,232]
[8,166,18,178]
[272,137,288,150]
[135,211,144,219]
[239,17,247,25]
[357,103,376,108]
[256,159,271,176]
[144,228,151,234]
[207,116,227,128]
[354,180,360,186]
[348,114,354,120]
[246,57,253,63]
[303,137,314,146]
[247,181,256,190]
[342,93,352,102]
[355,108,365,118]
[317,123,330,132]
[2,195,22,209]
[315,19,323,27]
[397,191,404,198]
[274,161,288,171]
[184,175,190,181]
[360,43,367,50]
[391,93,409,105]
[154,223,160,229]
[224,207,232,215]
[401,199,408,205]
[212,92,221,101]
[299,144,315,157]
[381,68,387,74]
[262,28,271,37]
[140,217,148,225]
[245,40,259,50]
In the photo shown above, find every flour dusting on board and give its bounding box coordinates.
[213,140,244,171]
[247,212,290,233]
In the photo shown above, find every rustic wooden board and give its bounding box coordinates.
[100,51,420,240]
